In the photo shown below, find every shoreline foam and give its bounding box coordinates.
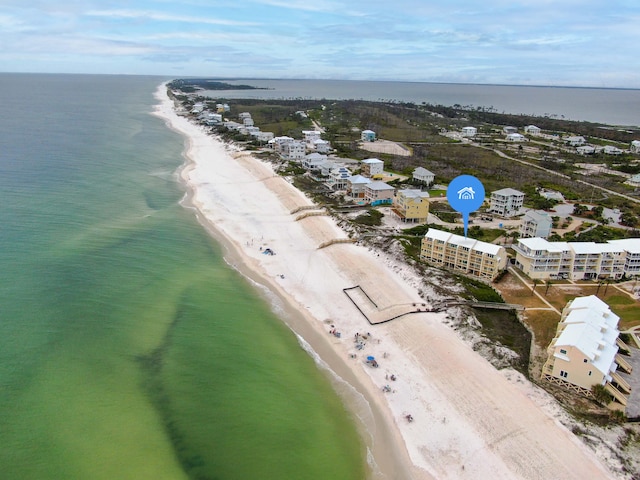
[153,83,616,480]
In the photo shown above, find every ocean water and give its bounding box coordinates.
[203,78,640,127]
[0,73,364,480]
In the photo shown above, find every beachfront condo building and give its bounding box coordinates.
[541,296,632,411]
[420,228,507,281]
[519,210,552,239]
[513,237,640,281]
[361,158,384,178]
[392,189,430,223]
[489,188,525,217]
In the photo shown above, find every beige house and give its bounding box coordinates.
[346,175,371,199]
[392,189,430,223]
[542,296,632,410]
[420,228,507,280]
[364,181,395,206]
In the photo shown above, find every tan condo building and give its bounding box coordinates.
[542,296,632,410]
[420,228,507,280]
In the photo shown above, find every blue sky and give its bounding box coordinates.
[2,1,639,88]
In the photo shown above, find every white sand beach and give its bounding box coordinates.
[153,84,616,480]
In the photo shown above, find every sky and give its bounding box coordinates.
[1,1,639,88]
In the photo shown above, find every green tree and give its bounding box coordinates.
[573,203,587,216]
[591,384,612,406]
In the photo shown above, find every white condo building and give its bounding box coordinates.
[513,237,640,280]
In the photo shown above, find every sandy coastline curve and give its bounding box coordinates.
[152,83,616,480]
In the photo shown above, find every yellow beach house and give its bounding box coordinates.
[392,189,430,223]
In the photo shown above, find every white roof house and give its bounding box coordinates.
[503,126,518,134]
[281,140,306,161]
[461,126,477,137]
[577,145,596,155]
[506,133,527,142]
[302,130,322,144]
[361,129,376,142]
[631,140,640,154]
[542,296,631,409]
[325,166,352,191]
[565,136,586,146]
[269,136,295,153]
[520,210,553,239]
[625,174,640,187]
[412,167,435,185]
[524,125,541,135]
[361,158,384,177]
[490,188,524,217]
[313,138,331,153]
[603,145,623,155]
[539,189,565,202]
[302,152,328,170]
[365,181,395,205]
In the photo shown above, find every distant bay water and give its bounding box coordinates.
[202,79,640,127]
[0,73,364,480]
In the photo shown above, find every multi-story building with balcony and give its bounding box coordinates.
[420,228,507,280]
[520,210,552,238]
[392,189,430,223]
[512,237,640,280]
[361,158,384,178]
[489,188,525,217]
[541,296,632,411]
[364,181,395,206]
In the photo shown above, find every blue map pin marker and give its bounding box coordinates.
[446,175,485,237]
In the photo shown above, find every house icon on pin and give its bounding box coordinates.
[457,186,475,200]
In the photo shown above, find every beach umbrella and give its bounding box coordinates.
[367,356,375,361]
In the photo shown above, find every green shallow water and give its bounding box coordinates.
[0,73,364,479]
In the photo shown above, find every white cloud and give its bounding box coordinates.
[85,9,259,26]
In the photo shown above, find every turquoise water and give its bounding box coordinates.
[0,73,364,479]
